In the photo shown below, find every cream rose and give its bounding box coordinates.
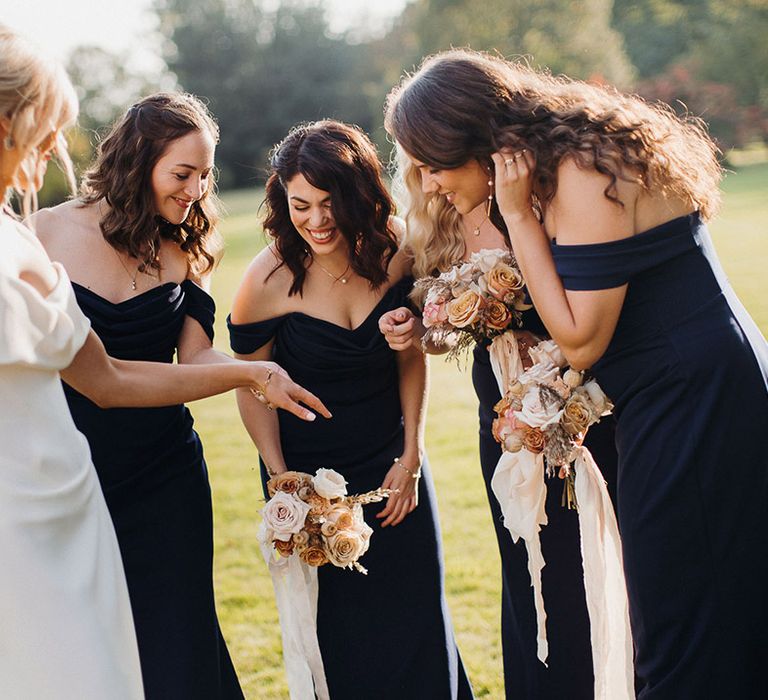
[469,248,507,274]
[261,492,311,541]
[583,379,613,417]
[514,386,564,428]
[447,289,484,328]
[312,468,348,499]
[528,339,567,368]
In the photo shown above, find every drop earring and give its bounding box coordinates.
[486,177,493,218]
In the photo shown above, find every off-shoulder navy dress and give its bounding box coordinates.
[228,276,473,700]
[551,212,768,699]
[472,307,619,699]
[64,281,244,700]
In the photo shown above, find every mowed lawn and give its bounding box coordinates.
[193,162,767,699]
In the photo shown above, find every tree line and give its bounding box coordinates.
[53,0,768,197]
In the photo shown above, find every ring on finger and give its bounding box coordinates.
[514,149,527,160]
[505,158,516,166]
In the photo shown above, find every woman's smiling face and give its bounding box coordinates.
[406,151,490,215]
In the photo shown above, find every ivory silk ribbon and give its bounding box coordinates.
[260,542,330,700]
[489,331,633,700]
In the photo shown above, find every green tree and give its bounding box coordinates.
[156,0,380,188]
[383,0,635,86]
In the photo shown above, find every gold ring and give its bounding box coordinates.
[505,159,515,166]
[514,149,527,159]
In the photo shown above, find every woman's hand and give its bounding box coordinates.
[491,148,537,224]
[378,307,422,351]
[250,361,332,422]
[376,451,421,527]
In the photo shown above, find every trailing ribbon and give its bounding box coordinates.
[489,331,633,699]
[260,542,330,700]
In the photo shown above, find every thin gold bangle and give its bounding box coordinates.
[251,367,274,410]
[393,457,421,479]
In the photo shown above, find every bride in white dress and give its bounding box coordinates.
[0,25,328,698]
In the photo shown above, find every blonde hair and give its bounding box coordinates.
[0,24,78,216]
[391,143,465,283]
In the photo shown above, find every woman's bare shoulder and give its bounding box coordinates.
[230,243,293,323]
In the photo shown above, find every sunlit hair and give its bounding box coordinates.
[391,143,465,283]
[263,119,398,296]
[385,48,722,230]
[0,24,78,217]
[80,92,222,275]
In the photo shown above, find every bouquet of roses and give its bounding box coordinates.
[491,339,613,509]
[258,468,392,574]
[414,248,532,360]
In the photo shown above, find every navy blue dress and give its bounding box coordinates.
[551,212,768,699]
[228,276,473,700]
[472,309,619,699]
[64,281,243,700]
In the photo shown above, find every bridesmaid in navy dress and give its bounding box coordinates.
[379,150,619,698]
[229,121,473,699]
[34,94,329,699]
[385,48,768,699]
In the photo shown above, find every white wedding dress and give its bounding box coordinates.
[0,216,144,699]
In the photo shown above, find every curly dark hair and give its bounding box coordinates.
[263,120,398,296]
[80,92,221,274]
[385,49,722,227]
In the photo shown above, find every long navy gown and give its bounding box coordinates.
[472,309,619,699]
[64,281,244,700]
[228,276,473,700]
[551,212,768,699]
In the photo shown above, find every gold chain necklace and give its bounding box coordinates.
[312,258,351,284]
[111,247,142,291]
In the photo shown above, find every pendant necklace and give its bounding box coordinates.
[113,248,141,290]
[313,258,351,284]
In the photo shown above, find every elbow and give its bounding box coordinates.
[84,387,114,409]
[560,342,606,371]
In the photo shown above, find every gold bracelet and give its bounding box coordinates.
[393,457,421,479]
[251,367,274,410]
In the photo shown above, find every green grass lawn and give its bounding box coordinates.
[195,162,767,699]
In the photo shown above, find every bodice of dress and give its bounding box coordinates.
[64,280,216,492]
[228,276,413,472]
[551,212,768,408]
[0,217,93,499]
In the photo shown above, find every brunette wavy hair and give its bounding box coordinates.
[80,92,221,274]
[385,49,723,278]
[263,120,398,296]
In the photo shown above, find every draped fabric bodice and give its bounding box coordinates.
[551,212,768,413]
[228,276,413,481]
[64,280,216,494]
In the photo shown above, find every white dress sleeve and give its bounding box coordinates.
[0,221,91,370]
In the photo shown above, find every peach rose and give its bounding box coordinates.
[299,535,329,567]
[267,471,311,498]
[522,427,546,454]
[326,531,369,568]
[486,263,524,301]
[447,289,483,328]
[325,505,354,530]
[562,394,592,435]
[485,299,513,331]
[274,538,295,557]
